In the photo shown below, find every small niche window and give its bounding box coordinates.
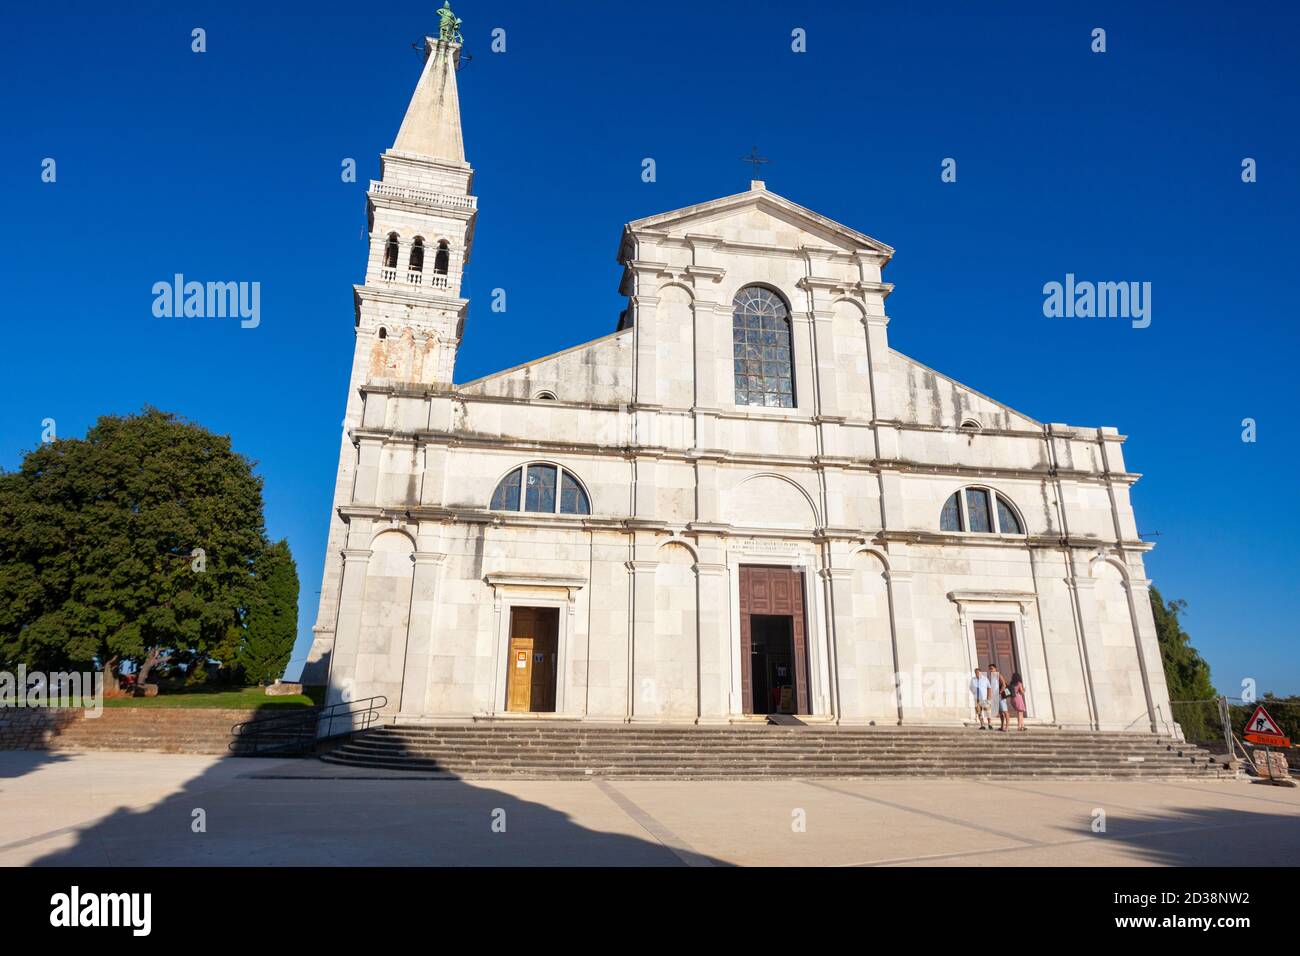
[940,487,1024,535]
[383,233,399,269]
[409,237,425,273]
[434,240,450,275]
[490,463,590,515]
[534,390,557,401]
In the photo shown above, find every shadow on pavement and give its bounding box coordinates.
[24,754,731,867]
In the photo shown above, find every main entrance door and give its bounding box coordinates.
[505,606,559,713]
[974,620,1021,693]
[739,566,810,715]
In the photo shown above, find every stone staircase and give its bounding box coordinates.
[319,723,1236,780]
[0,707,261,754]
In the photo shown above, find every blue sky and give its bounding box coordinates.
[2,1,1296,694]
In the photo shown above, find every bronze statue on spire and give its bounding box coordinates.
[437,2,463,44]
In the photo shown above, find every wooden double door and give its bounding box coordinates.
[505,607,559,713]
[739,566,810,715]
[974,620,1022,695]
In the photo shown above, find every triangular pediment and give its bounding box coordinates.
[625,187,893,258]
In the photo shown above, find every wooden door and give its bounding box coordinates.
[739,566,810,715]
[506,634,534,712]
[505,607,559,713]
[974,621,1020,694]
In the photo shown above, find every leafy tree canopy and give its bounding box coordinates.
[1151,586,1216,702]
[0,408,283,683]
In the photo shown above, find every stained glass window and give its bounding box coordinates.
[941,487,1023,535]
[491,463,591,516]
[965,488,992,533]
[996,495,1022,534]
[560,472,590,515]
[732,286,794,408]
[940,492,963,531]
[524,464,557,513]
[489,467,521,510]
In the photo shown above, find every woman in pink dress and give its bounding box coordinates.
[1009,672,1027,731]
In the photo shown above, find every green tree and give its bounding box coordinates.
[0,408,268,689]
[239,538,299,684]
[1151,587,1217,741]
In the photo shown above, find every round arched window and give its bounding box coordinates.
[732,286,794,408]
[940,487,1024,535]
[489,463,591,515]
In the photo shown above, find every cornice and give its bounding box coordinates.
[353,282,468,311]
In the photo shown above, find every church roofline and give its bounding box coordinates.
[889,348,1045,428]
[619,184,895,264]
[455,327,632,389]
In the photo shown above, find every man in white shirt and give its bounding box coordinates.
[970,667,991,729]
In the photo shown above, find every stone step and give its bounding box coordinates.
[373,737,1184,750]
[328,745,1214,765]
[318,724,1231,780]
[330,750,1210,769]
[318,754,1231,780]
[345,743,1208,761]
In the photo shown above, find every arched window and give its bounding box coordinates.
[409,237,425,273]
[534,390,557,401]
[434,240,450,275]
[489,463,590,515]
[940,487,1024,535]
[383,233,399,269]
[732,286,794,408]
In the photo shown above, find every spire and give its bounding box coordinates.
[392,33,465,165]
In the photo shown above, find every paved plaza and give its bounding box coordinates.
[1,751,1297,866]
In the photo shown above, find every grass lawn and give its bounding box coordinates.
[102,686,320,709]
[10,685,323,710]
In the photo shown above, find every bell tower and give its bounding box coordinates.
[355,27,475,388]
[301,13,473,690]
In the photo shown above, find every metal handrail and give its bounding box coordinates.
[228,695,388,756]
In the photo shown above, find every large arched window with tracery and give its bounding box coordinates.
[732,286,795,408]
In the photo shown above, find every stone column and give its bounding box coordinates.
[398,549,447,718]
[1126,574,1167,733]
[810,304,840,420]
[353,437,384,505]
[885,556,920,725]
[628,543,659,721]
[696,533,730,723]
[1067,573,1103,730]
[631,294,660,406]
[821,565,857,722]
[326,545,373,709]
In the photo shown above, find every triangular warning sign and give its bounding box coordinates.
[1245,704,1284,736]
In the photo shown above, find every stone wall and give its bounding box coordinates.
[0,708,260,754]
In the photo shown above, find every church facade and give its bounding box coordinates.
[301,33,1177,734]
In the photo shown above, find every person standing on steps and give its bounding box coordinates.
[1009,672,1027,731]
[988,664,1009,732]
[970,667,992,729]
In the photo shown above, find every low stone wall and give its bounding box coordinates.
[0,707,261,755]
